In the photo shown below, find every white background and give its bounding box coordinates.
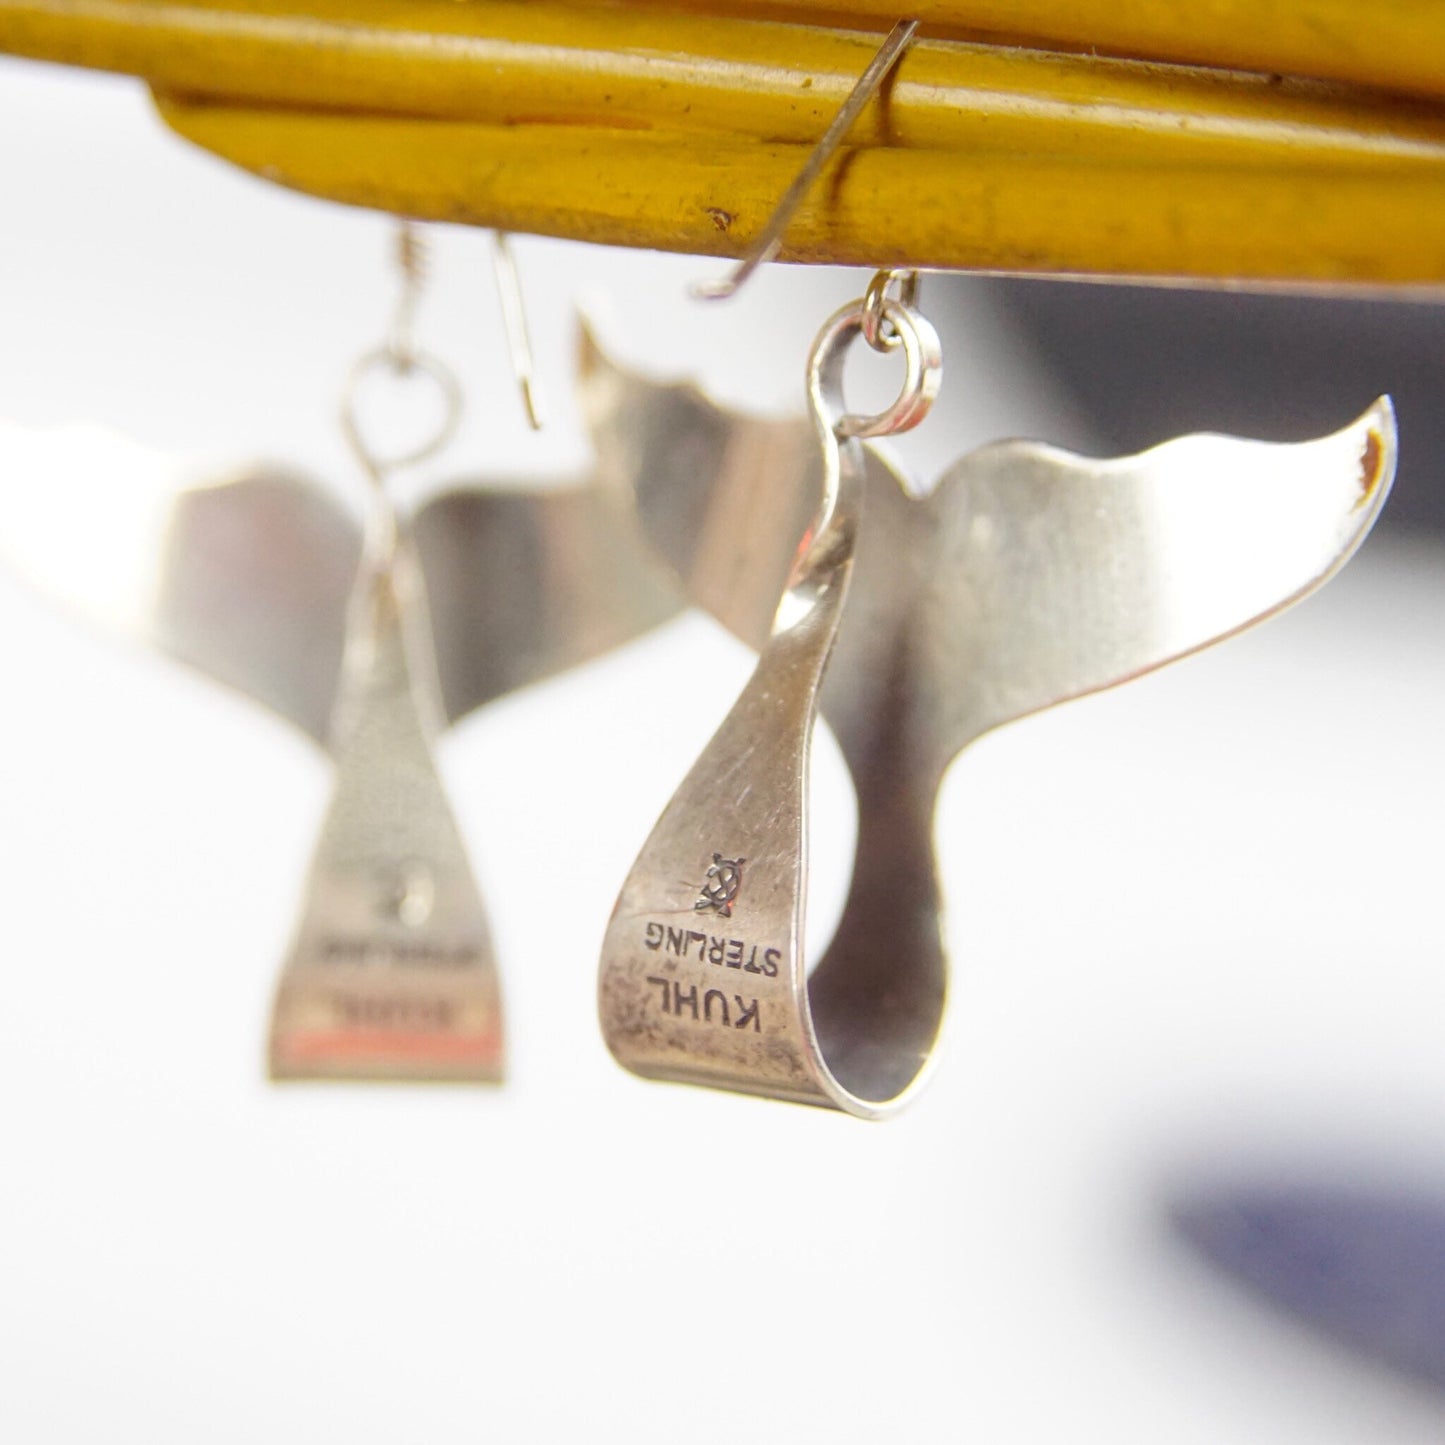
[2,56,1445,1442]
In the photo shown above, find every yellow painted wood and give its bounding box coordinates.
[4,1,1445,281]
[5,0,1444,152]
[662,1,1445,104]
[156,99,1445,284]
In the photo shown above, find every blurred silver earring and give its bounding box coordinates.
[268,222,502,1082]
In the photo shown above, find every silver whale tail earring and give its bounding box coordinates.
[598,273,1396,1119]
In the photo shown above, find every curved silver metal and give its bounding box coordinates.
[688,20,919,303]
[277,302,507,1081]
[598,298,945,1117]
[269,525,506,1083]
[0,328,739,1083]
[860,268,921,353]
[0,328,701,744]
[598,328,892,1114]
[599,319,1398,1118]
[811,299,942,443]
[339,345,463,494]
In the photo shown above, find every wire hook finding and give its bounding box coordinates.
[861,267,922,352]
[691,19,919,303]
[488,231,545,431]
[339,220,463,552]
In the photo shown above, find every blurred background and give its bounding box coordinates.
[2,53,1445,1444]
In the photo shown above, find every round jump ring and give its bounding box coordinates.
[339,346,463,482]
[861,269,921,353]
[808,296,942,441]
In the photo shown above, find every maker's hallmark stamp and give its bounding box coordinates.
[644,922,779,976]
[646,977,761,1032]
[695,853,746,917]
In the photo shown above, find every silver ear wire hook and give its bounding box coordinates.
[339,221,463,558]
[344,223,543,495]
[691,18,920,303]
[385,220,427,370]
[488,231,545,430]
[860,266,922,352]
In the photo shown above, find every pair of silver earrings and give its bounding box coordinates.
[282,249,1393,1117]
[0,252,1395,1119]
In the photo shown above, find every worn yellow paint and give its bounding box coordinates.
[5,0,1445,281]
[660,1,1445,104]
[154,100,1445,284]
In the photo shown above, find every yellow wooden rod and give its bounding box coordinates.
[8,0,1445,280]
[9,0,1442,106]
[2,0,1444,158]
[158,97,1445,285]
[657,0,1445,104]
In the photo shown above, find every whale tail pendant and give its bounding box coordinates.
[269,537,503,1083]
[599,288,1396,1120]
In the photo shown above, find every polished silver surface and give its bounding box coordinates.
[0,330,754,1081]
[600,301,1397,1118]
[270,318,509,1083]
[0,340,692,743]
[269,529,505,1081]
[155,460,681,741]
[598,301,936,1115]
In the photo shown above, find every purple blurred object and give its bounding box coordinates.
[1172,1185,1445,1390]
